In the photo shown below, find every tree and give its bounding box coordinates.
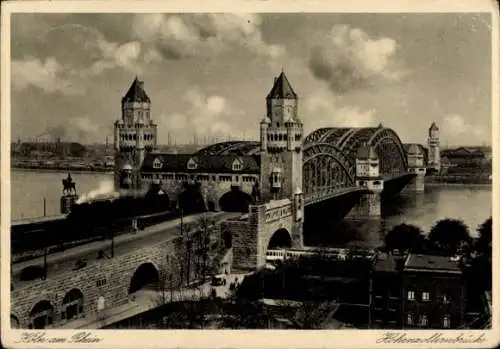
[475,217,492,258]
[468,217,493,292]
[196,213,212,283]
[427,219,472,256]
[384,223,424,254]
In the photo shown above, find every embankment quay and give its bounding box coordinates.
[12,165,112,174]
[10,211,240,328]
[425,175,491,186]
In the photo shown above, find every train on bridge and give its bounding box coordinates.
[266,247,377,265]
[11,185,182,257]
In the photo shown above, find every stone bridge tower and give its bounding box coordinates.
[353,145,384,217]
[259,71,303,203]
[427,122,440,174]
[114,78,158,192]
[407,144,426,192]
[258,71,304,247]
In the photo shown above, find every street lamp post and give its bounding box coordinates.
[110,228,115,258]
[42,246,48,280]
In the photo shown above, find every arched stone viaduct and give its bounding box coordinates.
[11,224,226,329]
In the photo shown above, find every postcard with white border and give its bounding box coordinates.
[1,0,499,348]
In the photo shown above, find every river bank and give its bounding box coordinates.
[425,175,491,185]
[11,166,112,174]
[425,182,492,188]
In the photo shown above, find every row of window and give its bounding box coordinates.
[141,173,258,183]
[120,134,154,141]
[125,110,150,119]
[267,133,302,142]
[406,313,450,328]
[407,290,450,303]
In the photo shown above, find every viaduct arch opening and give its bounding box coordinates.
[268,228,292,250]
[179,185,206,214]
[29,300,54,329]
[129,262,160,294]
[219,188,253,213]
[62,288,84,321]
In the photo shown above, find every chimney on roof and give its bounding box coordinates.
[138,80,144,89]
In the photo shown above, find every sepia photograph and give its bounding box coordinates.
[1,1,498,348]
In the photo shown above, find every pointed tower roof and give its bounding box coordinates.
[122,77,151,104]
[357,145,378,160]
[266,71,297,100]
[429,122,439,130]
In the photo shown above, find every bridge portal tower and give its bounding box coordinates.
[407,144,426,192]
[353,145,384,217]
[427,122,440,173]
[114,78,158,192]
[259,71,303,204]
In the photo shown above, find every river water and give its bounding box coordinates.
[10,170,492,245]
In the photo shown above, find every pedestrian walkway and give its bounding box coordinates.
[59,273,250,329]
[13,212,226,274]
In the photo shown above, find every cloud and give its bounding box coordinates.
[12,24,158,95]
[303,88,378,134]
[308,24,406,95]
[442,114,489,145]
[132,13,285,61]
[159,87,235,142]
[43,116,101,143]
[11,57,85,95]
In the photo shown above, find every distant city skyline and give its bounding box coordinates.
[11,13,492,147]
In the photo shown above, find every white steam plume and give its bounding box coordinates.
[76,179,119,204]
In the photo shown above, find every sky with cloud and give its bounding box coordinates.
[10,13,492,146]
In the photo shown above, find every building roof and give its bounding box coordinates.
[266,72,297,100]
[356,145,378,160]
[404,254,462,274]
[373,253,400,273]
[122,77,151,104]
[441,147,485,159]
[406,143,423,155]
[140,153,260,174]
[429,122,439,130]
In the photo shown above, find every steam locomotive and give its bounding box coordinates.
[12,185,176,255]
[67,186,171,224]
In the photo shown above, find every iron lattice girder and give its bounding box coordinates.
[304,126,409,177]
[197,141,259,156]
[366,128,409,173]
[304,127,353,146]
[302,142,355,185]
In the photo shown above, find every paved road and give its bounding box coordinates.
[12,211,240,288]
[59,273,250,329]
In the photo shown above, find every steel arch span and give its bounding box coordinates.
[304,126,408,178]
[197,141,260,155]
[302,142,355,199]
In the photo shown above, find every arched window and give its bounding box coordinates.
[29,300,54,329]
[62,289,84,321]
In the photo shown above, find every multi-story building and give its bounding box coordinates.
[369,253,403,328]
[370,253,466,329]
